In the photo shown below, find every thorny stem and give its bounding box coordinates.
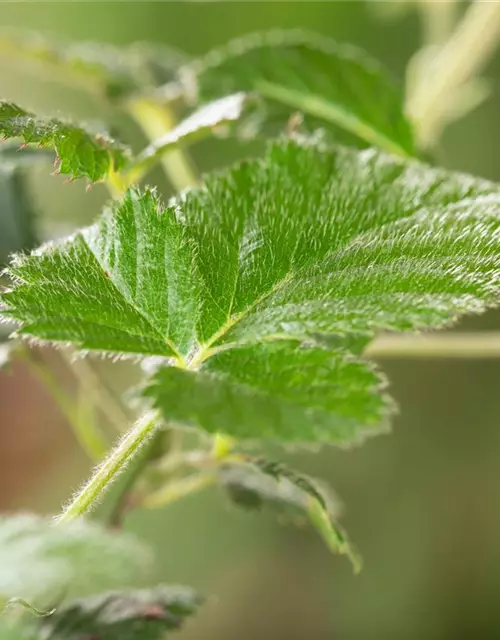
[56,411,160,523]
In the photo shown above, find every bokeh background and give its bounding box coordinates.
[2,2,500,639]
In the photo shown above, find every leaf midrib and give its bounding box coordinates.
[255,79,410,157]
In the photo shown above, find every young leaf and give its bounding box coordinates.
[3,138,500,444]
[0,30,187,100]
[0,514,152,608]
[38,585,202,640]
[129,92,251,182]
[0,102,130,182]
[221,456,360,571]
[174,30,415,156]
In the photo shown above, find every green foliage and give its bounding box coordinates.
[1,11,500,615]
[3,138,500,444]
[221,456,360,571]
[129,92,251,181]
[0,29,186,100]
[0,514,152,608]
[173,30,415,155]
[38,585,202,640]
[0,102,130,182]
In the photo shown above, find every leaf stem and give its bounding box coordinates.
[126,97,198,190]
[23,349,107,461]
[142,472,216,509]
[56,411,160,524]
[366,332,500,359]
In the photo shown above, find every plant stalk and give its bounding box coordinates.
[366,332,500,359]
[127,97,198,191]
[56,411,160,523]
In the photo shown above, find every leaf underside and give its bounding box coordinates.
[39,585,202,640]
[176,30,415,156]
[221,456,360,571]
[3,138,500,444]
[0,514,151,607]
[0,101,129,182]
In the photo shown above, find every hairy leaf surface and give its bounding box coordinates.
[221,456,360,570]
[0,514,151,607]
[0,102,130,181]
[175,30,415,155]
[3,139,500,443]
[39,585,201,640]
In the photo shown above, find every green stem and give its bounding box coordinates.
[127,97,198,190]
[24,350,107,461]
[142,472,216,509]
[366,332,500,359]
[56,411,160,523]
[63,351,130,433]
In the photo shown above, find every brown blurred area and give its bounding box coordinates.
[2,2,500,639]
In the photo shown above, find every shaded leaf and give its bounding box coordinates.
[174,30,415,155]
[0,102,130,182]
[0,514,152,608]
[0,30,187,100]
[221,456,360,571]
[3,139,500,444]
[38,585,202,640]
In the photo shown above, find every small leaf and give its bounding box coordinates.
[3,139,500,444]
[130,92,252,181]
[221,456,360,571]
[38,585,202,640]
[0,30,187,100]
[175,30,415,155]
[0,514,152,608]
[0,102,130,182]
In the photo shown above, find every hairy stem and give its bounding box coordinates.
[56,411,160,524]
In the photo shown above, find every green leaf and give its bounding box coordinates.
[38,585,202,640]
[175,30,415,156]
[0,30,187,100]
[221,456,360,571]
[0,102,130,182]
[145,342,390,444]
[129,92,252,182]
[0,514,152,608]
[3,138,500,443]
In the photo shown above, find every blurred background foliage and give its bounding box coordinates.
[2,2,500,639]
